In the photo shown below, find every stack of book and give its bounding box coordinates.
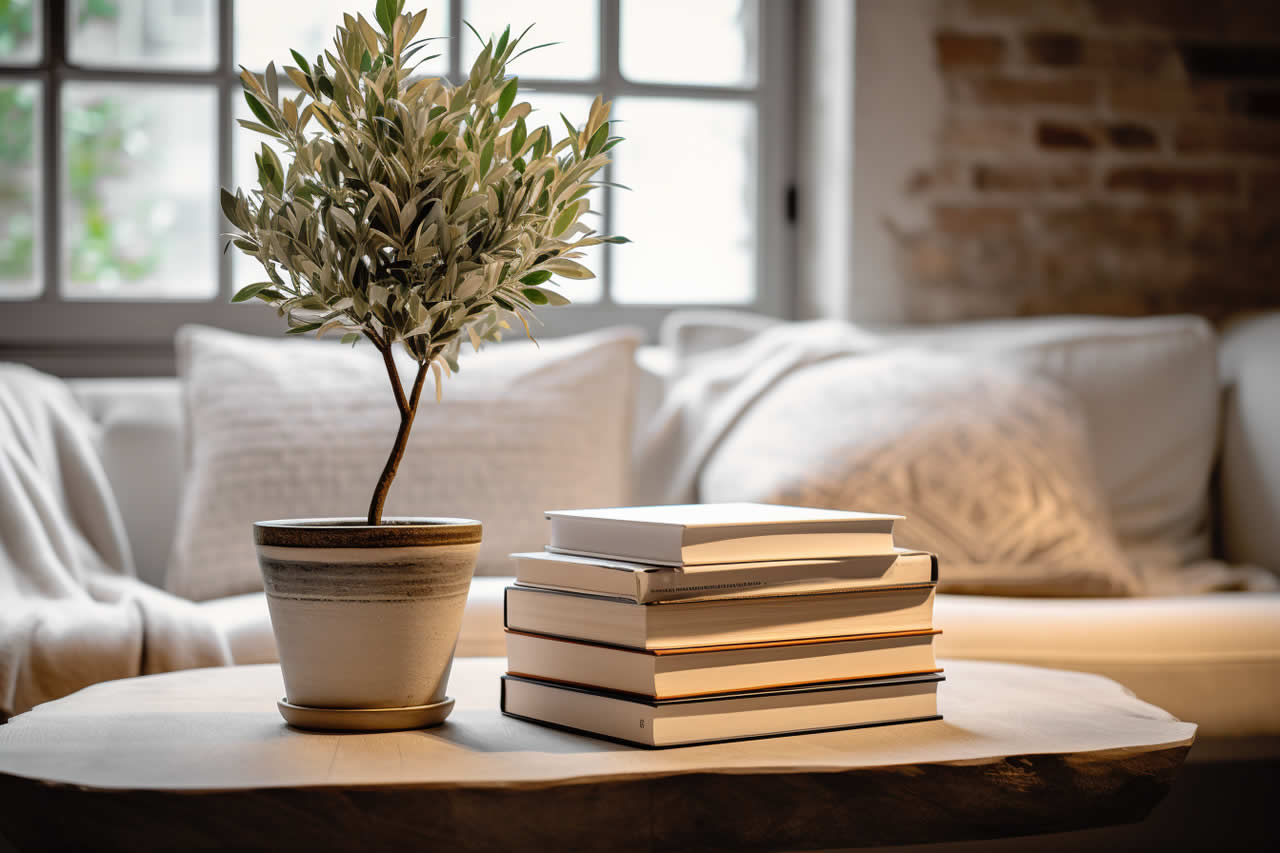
[499,502,943,748]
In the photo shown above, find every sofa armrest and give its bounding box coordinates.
[1220,313,1280,572]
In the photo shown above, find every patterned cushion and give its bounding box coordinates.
[699,350,1140,596]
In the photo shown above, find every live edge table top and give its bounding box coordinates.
[0,658,1195,853]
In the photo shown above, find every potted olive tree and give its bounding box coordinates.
[222,0,623,730]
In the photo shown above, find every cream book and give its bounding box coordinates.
[500,672,944,748]
[503,584,936,650]
[505,629,941,699]
[511,549,937,603]
[544,503,903,567]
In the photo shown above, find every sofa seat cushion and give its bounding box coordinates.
[198,593,277,665]
[205,579,1280,739]
[935,593,1280,738]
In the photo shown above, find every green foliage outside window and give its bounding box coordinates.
[0,0,164,288]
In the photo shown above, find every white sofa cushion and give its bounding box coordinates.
[934,592,1280,739]
[205,578,1280,738]
[168,326,640,600]
[698,350,1139,596]
[67,380,185,590]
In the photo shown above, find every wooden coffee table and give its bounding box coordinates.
[0,658,1194,852]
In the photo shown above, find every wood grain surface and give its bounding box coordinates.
[0,658,1195,852]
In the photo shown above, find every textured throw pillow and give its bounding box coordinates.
[872,315,1220,571]
[664,312,1220,572]
[168,325,640,601]
[699,350,1141,596]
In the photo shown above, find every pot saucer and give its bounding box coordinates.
[277,696,455,732]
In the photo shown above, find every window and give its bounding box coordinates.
[1,1,795,374]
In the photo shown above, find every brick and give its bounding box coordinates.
[905,161,969,195]
[963,76,1097,108]
[1091,0,1280,39]
[1040,244,1200,312]
[1034,255,1155,315]
[973,162,1091,191]
[1228,88,1280,121]
[1038,205,1178,242]
[933,205,1021,234]
[1021,34,1176,75]
[1105,122,1159,149]
[1181,206,1256,252]
[965,0,1037,18]
[1105,166,1240,195]
[966,0,1092,23]
[901,234,956,283]
[940,114,1024,149]
[1092,38,1177,76]
[1108,80,1225,114]
[1175,121,1280,157]
[901,234,1037,322]
[1037,120,1096,149]
[1034,119,1156,155]
[1179,41,1280,81]
[936,32,1007,68]
[1024,31,1085,66]
[1251,170,1280,202]
[1089,0,1222,34]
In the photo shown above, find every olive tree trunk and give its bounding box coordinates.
[367,343,429,526]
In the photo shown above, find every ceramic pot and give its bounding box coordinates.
[253,517,480,721]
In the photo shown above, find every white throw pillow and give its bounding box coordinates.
[666,312,1220,572]
[699,350,1141,596]
[872,315,1220,570]
[168,325,640,601]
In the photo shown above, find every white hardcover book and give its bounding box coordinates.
[511,549,937,603]
[500,673,944,747]
[504,629,941,699]
[544,503,903,567]
[503,584,937,650]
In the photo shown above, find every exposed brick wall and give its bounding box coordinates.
[896,0,1280,322]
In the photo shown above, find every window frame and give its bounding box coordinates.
[0,0,796,376]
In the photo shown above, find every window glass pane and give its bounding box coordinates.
[621,0,758,87]
[0,0,41,65]
[0,81,40,299]
[69,0,217,70]
[61,83,217,300]
[612,97,755,304]
[462,0,597,81]
[237,0,448,77]
[523,91,602,302]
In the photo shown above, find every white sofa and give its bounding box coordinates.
[65,312,1280,745]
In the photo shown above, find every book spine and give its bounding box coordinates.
[630,554,935,604]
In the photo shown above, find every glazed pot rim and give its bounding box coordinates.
[254,517,482,548]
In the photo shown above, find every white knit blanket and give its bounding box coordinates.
[0,365,229,720]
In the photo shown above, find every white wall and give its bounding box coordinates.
[849,0,943,324]
[797,0,942,324]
